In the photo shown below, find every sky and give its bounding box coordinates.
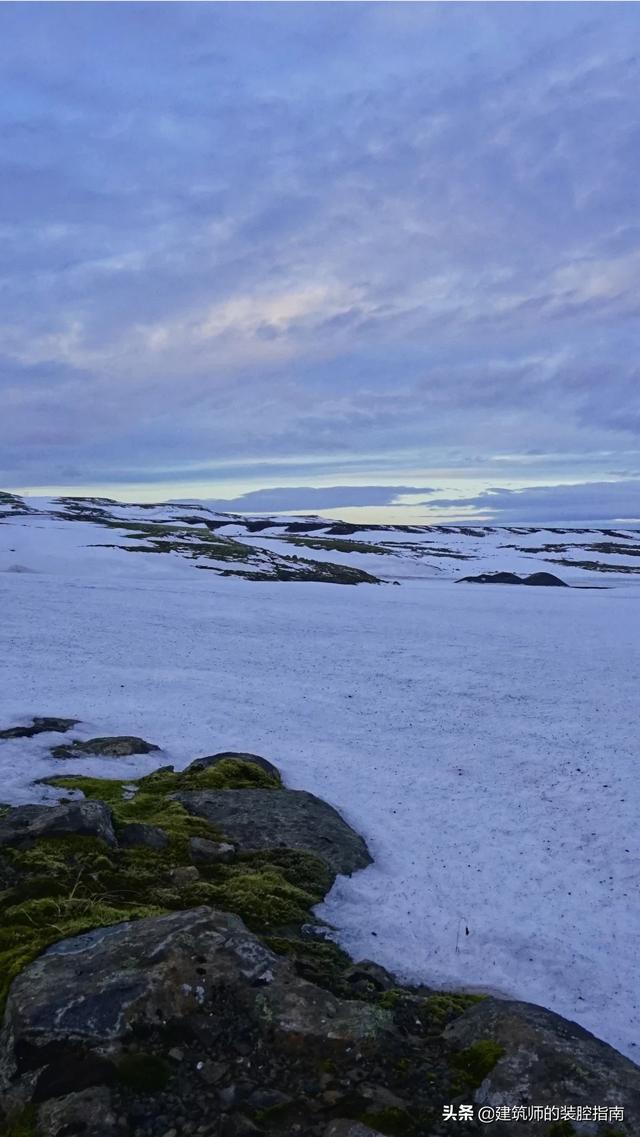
[1,1,639,525]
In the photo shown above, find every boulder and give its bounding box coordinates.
[118,822,169,850]
[523,571,569,587]
[36,1086,119,1136]
[0,717,79,740]
[0,906,391,1112]
[185,751,281,780]
[445,997,640,1135]
[0,800,117,848]
[344,960,396,992]
[457,571,568,587]
[189,835,236,863]
[51,736,160,759]
[172,788,371,879]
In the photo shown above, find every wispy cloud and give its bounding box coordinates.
[174,484,438,514]
[1,3,639,518]
[427,480,640,525]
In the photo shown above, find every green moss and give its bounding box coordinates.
[378,989,405,1009]
[450,1039,505,1088]
[0,764,336,1010]
[265,935,354,994]
[0,759,339,1019]
[43,760,280,862]
[243,847,331,899]
[117,1053,170,1092]
[208,869,317,931]
[359,1107,413,1135]
[422,992,484,1027]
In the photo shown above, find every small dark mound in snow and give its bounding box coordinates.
[0,717,79,740]
[458,571,568,587]
[51,735,160,760]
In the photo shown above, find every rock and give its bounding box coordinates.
[344,961,396,992]
[245,1087,293,1111]
[457,571,568,587]
[325,1122,386,1137]
[118,822,169,851]
[444,997,640,1136]
[185,751,281,781]
[0,717,80,740]
[36,1086,120,1136]
[170,865,200,886]
[51,736,160,760]
[172,789,371,879]
[458,571,523,585]
[189,836,236,863]
[0,800,117,848]
[0,907,391,1111]
[523,571,569,587]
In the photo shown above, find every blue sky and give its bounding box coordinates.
[1,2,639,523]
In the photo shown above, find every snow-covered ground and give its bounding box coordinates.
[1,495,639,1059]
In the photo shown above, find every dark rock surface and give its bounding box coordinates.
[36,1086,120,1136]
[0,800,117,848]
[445,997,640,1135]
[458,570,568,587]
[189,836,236,863]
[51,735,160,759]
[118,822,169,850]
[0,907,391,1118]
[344,960,396,993]
[185,752,281,780]
[0,717,79,740]
[172,788,372,879]
[523,571,569,587]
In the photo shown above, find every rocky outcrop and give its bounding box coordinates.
[36,1086,120,1136]
[445,997,640,1134]
[118,822,169,850]
[0,907,392,1130]
[0,718,79,740]
[457,571,568,586]
[188,836,236,863]
[185,752,281,780]
[172,788,372,880]
[0,742,637,1137]
[51,736,160,759]
[0,800,116,847]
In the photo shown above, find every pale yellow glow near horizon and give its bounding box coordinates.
[6,472,602,527]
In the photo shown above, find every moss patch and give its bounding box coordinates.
[0,763,332,1010]
[422,992,485,1028]
[449,1039,505,1089]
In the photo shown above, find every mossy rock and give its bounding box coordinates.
[449,1039,505,1088]
[0,764,340,1011]
[51,735,159,760]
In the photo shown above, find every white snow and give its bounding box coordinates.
[1,501,639,1060]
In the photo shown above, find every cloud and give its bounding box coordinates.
[0,3,639,513]
[426,480,640,525]
[173,485,437,514]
